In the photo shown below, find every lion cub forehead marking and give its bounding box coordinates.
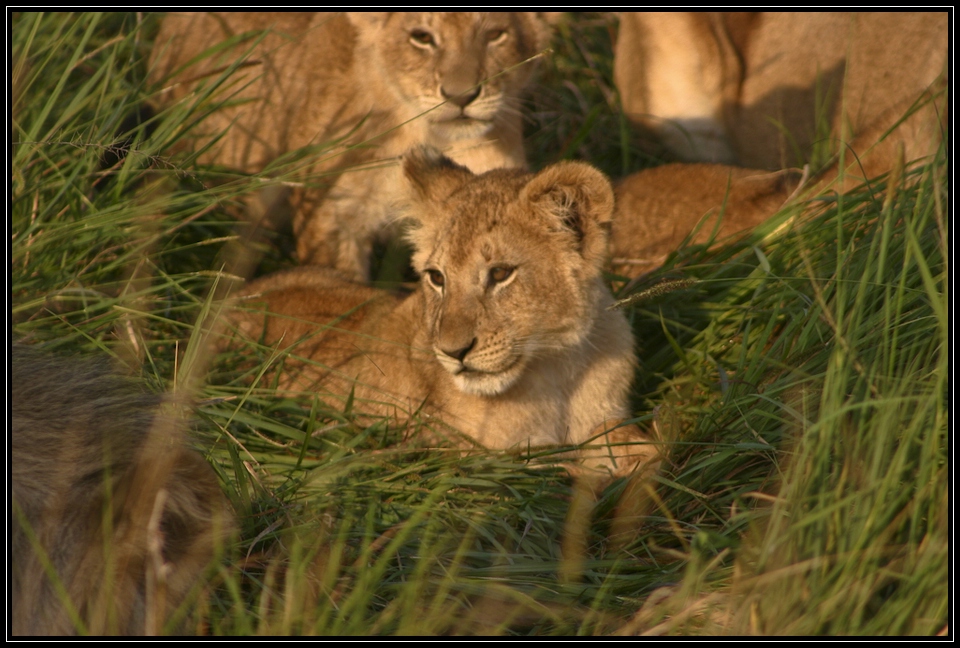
[439,228,528,278]
[418,167,541,268]
[401,12,491,39]
[435,12,503,29]
[432,226,493,271]
[480,241,493,262]
[446,202,515,249]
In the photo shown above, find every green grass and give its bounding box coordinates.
[11,11,948,636]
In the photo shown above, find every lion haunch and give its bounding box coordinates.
[11,345,232,635]
[608,163,801,275]
[614,12,947,181]
[150,12,551,280]
[230,148,656,473]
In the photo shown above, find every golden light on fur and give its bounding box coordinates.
[228,147,658,474]
[608,164,801,275]
[614,12,947,182]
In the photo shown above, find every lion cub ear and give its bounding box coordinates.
[402,146,475,203]
[402,147,475,261]
[519,161,615,267]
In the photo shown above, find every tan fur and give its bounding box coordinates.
[229,148,657,474]
[614,12,947,182]
[12,345,233,635]
[150,12,551,279]
[609,163,800,275]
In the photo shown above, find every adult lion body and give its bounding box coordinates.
[11,345,232,635]
[230,148,655,473]
[614,12,947,180]
[150,12,551,279]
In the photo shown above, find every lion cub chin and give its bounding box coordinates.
[230,147,657,475]
[150,12,552,280]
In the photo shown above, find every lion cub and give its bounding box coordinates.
[150,12,551,280]
[230,147,656,474]
[11,345,232,635]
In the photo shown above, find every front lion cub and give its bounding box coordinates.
[231,148,655,474]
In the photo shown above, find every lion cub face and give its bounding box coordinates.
[403,148,615,397]
[352,12,550,141]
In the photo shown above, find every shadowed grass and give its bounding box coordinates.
[524,12,659,177]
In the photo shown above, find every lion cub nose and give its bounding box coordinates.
[441,85,481,109]
[439,338,477,363]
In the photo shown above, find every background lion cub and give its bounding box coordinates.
[150,12,551,280]
[12,345,232,635]
[229,147,656,474]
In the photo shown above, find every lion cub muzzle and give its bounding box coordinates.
[437,337,477,364]
[434,327,525,398]
[441,83,482,110]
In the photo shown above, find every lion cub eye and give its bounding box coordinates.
[488,266,514,286]
[426,269,445,288]
[410,29,436,48]
[486,28,507,44]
